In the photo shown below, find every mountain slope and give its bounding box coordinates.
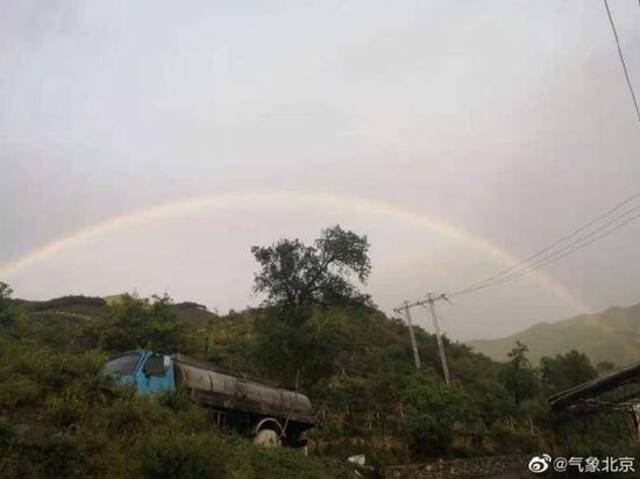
[468,303,640,365]
[2,292,526,470]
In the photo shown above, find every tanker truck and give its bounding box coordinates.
[101,350,315,448]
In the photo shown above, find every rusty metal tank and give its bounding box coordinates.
[171,354,315,426]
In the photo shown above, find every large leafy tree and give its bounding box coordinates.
[499,341,538,406]
[251,225,372,308]
[249,226,371,388]
[539,350,597,393]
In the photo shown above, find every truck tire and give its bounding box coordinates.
[253,429,282,448]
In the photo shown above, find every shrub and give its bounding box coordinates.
[45,392,86,428]
[246,445,343,479]
[94,294,188,353]
[156,387,193,413]
[402,371,472,457]
[0,375,42,409]
[98,396,166,436]
[16,432,90,479]
[138,432,227,478]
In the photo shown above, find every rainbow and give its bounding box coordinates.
[0,190,588,312]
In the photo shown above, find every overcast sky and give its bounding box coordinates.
[1,0,639,340]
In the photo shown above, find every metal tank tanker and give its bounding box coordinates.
[172,354,315,447]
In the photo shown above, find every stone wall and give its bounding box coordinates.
[384,455,533,479]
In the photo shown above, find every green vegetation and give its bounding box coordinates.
[499,341,538,405]
[81,293,190,353]
[0,289,351,478]
[251,224,372,308]
[539,350,597,393]
[468,304,640,365]
[1,226,638,477]
[402,371,470,455]
[0,282,14,328]
[250,225,373,388]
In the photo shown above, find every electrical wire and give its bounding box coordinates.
[452,202,640,296]
[454,209,640,297]
[450,207,640,298]
[449,191,640,297]
[604,0,640,122]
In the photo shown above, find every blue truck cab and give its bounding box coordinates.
[101,350,176,395]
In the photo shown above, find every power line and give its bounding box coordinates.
[446,2,640,299]
[394,199,640,369]
[458,210,640,297]
[453,206,640,296]
[603,0,640,122]
[451,207,640,298]
[452,201,640,296]
[449,191,640,297]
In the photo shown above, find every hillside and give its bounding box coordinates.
[3,290,638,477]
[0,293,533,469]
[468,303,640,365]
[15,295,220,325]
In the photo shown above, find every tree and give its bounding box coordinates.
[253,307,347,389]
[499,341,538,406]
[402,370,471,456]
[0,282,14,328]
[249,226,371,388]
[539,350,597,393]
[90,293,187,353]
[251,225,372,308]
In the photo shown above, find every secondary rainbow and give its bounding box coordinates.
[0,190,588,312]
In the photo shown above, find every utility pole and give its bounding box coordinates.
[401,301,421,369]
[395,293,451,384]
[424,293,450,385]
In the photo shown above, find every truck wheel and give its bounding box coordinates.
[253,429,282,448]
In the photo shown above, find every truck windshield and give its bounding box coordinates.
[102,353,141,376]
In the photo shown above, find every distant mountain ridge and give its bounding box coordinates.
[467,302,640,366]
